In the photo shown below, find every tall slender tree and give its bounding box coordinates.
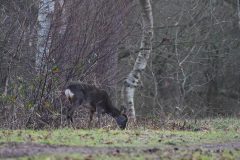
[122,0,154,121]
[36,0,55,71]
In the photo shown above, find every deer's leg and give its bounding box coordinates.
[88,109,95,129]
[67,99,82,128]
[67,107,75,127]
[96,105,104,128]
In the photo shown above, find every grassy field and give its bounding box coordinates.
[0,118,240,159]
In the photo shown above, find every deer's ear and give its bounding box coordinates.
[120,105,127,114]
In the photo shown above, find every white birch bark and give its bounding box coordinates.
[59,0,67,34]
[122,0,153,121]
[3,76,9,96]
[36,0,55,71]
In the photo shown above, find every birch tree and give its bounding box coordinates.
[36,0,55,71]
[122,0,154,121]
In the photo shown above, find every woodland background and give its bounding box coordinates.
[1,0,240,129]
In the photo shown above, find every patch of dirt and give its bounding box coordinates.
[0,143,139,158]
[0,141,240,158]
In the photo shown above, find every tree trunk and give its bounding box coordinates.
[36,0,55,71]
[122,0,153,121]
[3,76,9,96]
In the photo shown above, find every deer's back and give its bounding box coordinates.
[66,82,110,109]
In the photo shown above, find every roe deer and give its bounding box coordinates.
[64,82,128,129]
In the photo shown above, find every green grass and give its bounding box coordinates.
[1,117,240,159]
[0,129,239,147]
